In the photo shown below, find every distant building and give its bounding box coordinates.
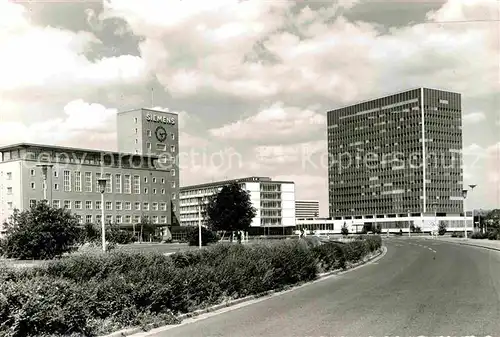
[179,176,296,235]
[295,200,319,219]
[0,108,180,236]
[326,87,471,232]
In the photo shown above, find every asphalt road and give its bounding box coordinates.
[147,237,500,337]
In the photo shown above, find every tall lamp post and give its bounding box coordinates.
[468,184,477,232]
[462,189,468,239]
[36,164,53,203]
[98,178,107,252]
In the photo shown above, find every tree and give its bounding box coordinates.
[187,227,219,246]
[138,216,157,242]
[206,182,256,243]
[341,223,349,236]
[0,201,80,259]
[438,221,447,236]
[80,222,100,244]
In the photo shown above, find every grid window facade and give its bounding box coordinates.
[84,172,92,192]
[327,88,463,218]
[115,174,122,193]
[63,170,71,192]
[74,171,82,192]
[133,175,140,194]
[124,175,131,194]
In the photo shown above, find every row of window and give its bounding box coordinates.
[27,199,173,211]
[75,214,167,225]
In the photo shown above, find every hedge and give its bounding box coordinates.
[0,236,382,337]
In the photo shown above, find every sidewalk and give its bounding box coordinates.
[428,237,500,252]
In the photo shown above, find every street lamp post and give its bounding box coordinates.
[36,164,53,203]
[407,209,411,237]
[98,178,107,252]
[462,189,468,239]
[468,184,477,232]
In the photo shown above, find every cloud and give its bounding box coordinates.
[463,112,486,124]
[209,103,325,142]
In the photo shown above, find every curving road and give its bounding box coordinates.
[144,238,500,337]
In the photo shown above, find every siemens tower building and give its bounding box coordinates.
[326,88,473,233]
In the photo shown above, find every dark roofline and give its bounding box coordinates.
[0,143,159,160]
[117,108,179,115]
[180,176,295,190]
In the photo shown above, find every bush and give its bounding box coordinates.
[451,231,464,238]
[0,237,381,336]
[0,201,80,260]
[341,224,349,236]
[438,222,447,236]
[488,230,499,240]
[470,232,488,239]
[187,227,219,246]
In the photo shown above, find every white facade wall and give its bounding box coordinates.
[244,182,261,227]
[0,161,23,233]
[281,182,296,227]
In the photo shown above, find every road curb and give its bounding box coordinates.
[432,239,500,252]
[100,246,386,337]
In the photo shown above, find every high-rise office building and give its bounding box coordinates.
[327,88,463,226]
[295,200,320,219]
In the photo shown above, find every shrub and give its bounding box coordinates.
[470,232,488,239]
[0,201,80,260]
[0,237,380,336]
[341,224,349,236]
[438,222,447,236]
[451,231,464,238]
[187,227,219,246]
[488,230,499,240]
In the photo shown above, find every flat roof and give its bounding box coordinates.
[117,107,179,116]
[181,176,294,190]
[0,142,160,160]
[328,87,461,112]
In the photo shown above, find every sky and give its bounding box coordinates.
[0,0,498,216]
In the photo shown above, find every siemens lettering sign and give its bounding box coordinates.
[146,113,176,125]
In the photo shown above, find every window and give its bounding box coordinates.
[74,201,82,209]
[125,201,132,210]
[95,201,102,210]
[84,172,92,192]
[173,204,176,212]
[7,202,13,210]
[64,200,71,209]
[153,188,157,194]
[152,216,158,224]
[171,169,176,177]
[171,181,176,188]
[105,173,112,193]
[147,142,152,150]
[6,187,12,195]
[30,169,35,177]
[125,215,131,223]
[85,215,93,223]
[171,193,176,200]
[144,188,149,194]
[116,215,122,224]
[105,201,112,210]
[133,175,140,194]
[53,200,60,208]
[134,117,138,124]
[124,175,131,194]
[96,214,102,223]
[143,202,149,211]
[6,172,12,180]
[134,215,140,223]
[85,201,92,210]
[54,183,59,191]
[160,216,167,224]
[74,171,82,192]
[135,139,138,144]
[161,178,165,184]
[135,202,141,210]
[144,176,148,183]
[115,174,122,193]
[161,188,165,194]
[116,201,123,210]
[29,199,36,208]
[171,133,175,140]
[54,171,59,178]
[160,202,167,211]
[170,145,176,152]
[95,173,101,191]
[152,177,157,183]
[147,129,151,137]
[30,182,35,189]
[63,170,71,191]
[106,215,113,223]
[157,144,166,151]
[76,215,83,224]
[135,128,138,134]
[152,202,158,211]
